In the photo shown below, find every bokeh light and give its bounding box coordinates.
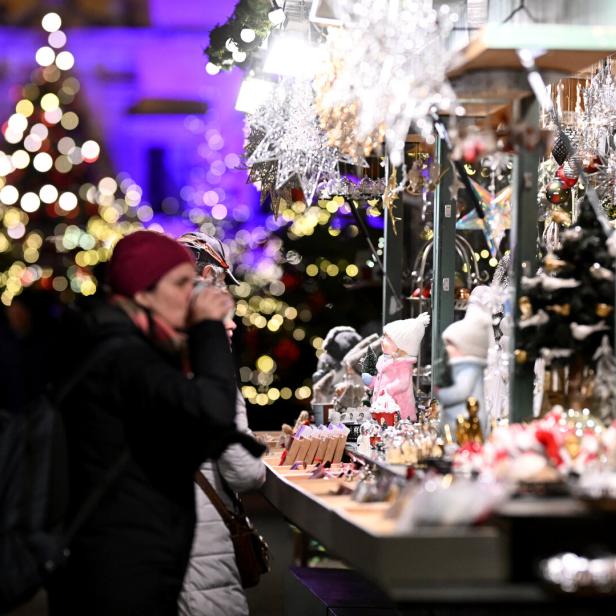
[58,192,78,212]
[42,12,62,33]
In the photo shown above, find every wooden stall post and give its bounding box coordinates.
[509,96,542,422]
[430,136,456,398]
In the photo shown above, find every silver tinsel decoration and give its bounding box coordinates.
[581,59,616,157]
[319,0,458,166]
[247,78,362,203]
[319,176,386,200]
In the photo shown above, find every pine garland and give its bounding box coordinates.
[205,0,272,70]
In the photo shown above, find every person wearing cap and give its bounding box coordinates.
[48,230,264,616]
[177,231,265,616]
[179,231,241,286]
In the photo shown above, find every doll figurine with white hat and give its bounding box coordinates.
[436,304,493,440]
[367,313,431,421]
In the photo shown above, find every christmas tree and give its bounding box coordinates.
[0,12,142,307]
[234,195,382,425]
[516,196,615,398]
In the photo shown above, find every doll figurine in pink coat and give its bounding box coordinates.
[366,313,431,421]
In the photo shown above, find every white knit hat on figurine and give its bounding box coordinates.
[442,311,492,359]
[382,312,430,357]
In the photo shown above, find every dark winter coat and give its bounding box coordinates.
[47,303,261,616]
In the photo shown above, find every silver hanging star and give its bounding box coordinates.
[247,78,365,203]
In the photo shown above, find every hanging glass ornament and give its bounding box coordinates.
[555,165,578,189]
[545,179,570,205]
[551,132,569,165]
[314,0,458,166]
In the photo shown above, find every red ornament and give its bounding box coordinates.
[556,165,577,189]
[545,179,570,205]
[535,429,563,468]
[582,154,601,174]
[412,285,431,299]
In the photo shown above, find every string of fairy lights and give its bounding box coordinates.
[232,194,370,407]
[0,12,154,307]
[0,12,373,407]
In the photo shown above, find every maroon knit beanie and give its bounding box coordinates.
[108,230,194,297]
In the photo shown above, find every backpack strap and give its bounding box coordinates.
[45,337,135,572]
[58,450,130,554]
[53,336,129,405]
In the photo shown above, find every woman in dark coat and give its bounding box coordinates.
[48,231,263,616]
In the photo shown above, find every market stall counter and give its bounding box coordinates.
[262,454,504,599]
[258,438,616,614]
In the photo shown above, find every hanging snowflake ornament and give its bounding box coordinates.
[242,124,296,215]
[456,180,512,252]
[315,0,458,167]
[314,27,385,160]
[247,78,363,204]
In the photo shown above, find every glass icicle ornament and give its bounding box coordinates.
[315,0,458,166]
[580,59,616,157]
[593,335,616,422]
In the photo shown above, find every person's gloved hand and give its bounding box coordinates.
[189,285,234,323]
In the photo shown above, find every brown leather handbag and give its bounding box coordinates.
[194,470,271,588]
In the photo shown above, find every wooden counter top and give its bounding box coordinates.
[260,453,508,601]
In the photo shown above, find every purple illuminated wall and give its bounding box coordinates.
[0,0,261,236]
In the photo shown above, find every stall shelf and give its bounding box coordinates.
[260,454,506,603]
[261,451,616,613]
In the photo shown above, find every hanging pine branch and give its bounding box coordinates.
[205,0,273,71]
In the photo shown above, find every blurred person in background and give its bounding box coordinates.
[48,230,264,616]
[0,289,57,412]
[177,232,266,616]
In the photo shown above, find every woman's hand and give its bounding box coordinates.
[189,285,234,323]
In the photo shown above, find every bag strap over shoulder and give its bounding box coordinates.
[218,470,248,517]
[194,470,237,527]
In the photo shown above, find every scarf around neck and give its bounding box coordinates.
[111,295,189,371]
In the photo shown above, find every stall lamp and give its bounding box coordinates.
[263,36,324,78]
[235,77,275,113]
[268,8,286,26]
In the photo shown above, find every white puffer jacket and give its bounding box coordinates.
[178,394,266,616]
